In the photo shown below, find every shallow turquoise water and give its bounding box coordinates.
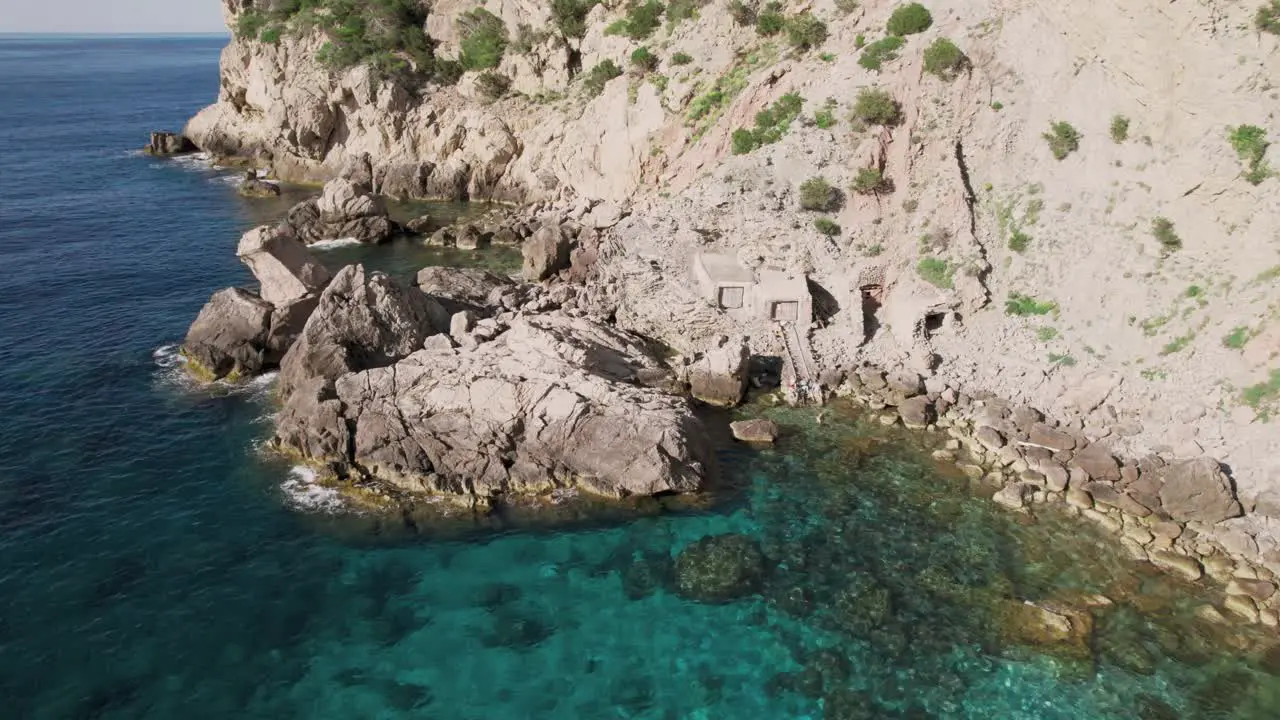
[3,35,1280,720]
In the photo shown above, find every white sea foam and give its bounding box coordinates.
[151,344,280,397]
[166,152,214,171]
[281,466,347,513]
[153,343,185,369]
[152,343,195,388]
[307,237,363,250]
[246,370,279,390]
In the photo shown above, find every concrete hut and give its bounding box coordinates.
[691,253,812,324]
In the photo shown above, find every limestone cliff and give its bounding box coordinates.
[189,1,1280,547]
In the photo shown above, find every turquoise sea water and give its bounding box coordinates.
[2,36,1280,719]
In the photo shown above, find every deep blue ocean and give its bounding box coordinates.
[1,35,1278,720]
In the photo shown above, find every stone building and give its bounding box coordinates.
[690,253,812,324]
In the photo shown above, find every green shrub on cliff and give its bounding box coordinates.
[799,177,837,210]
[1043,121,1081,160]
[605,0,665,40]
[552,0,601,38]
[786,13,828,51]
[1228,124,1272,185]
[235,10,268,40]
[583,60,623,97]
[728,0,757,26]
[1258,1,1280,34]
[667,0,707,27]
[851,88,901,126]
[917,258,953,289]
[1151,216,1182,253]
[631,46,660,71]
[458,8,508,70]
[814,217,841,236]
[476,71,512,101]
[923,38,966,79]
[887,3,933,36]
[851,167,892,195]
[1005,293,1057,316]
[755,2,786,35]
[1241,368,1280,420]
[248,0,453,83]
[730,92,804,153]
[858,36,904,71]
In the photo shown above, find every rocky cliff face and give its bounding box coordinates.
[188,1,1280,550]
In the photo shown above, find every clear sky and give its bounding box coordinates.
[0,0,227,34]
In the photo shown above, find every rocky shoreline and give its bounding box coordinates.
[176,165,1279,634]
[829,361,1280,630]
[181,170,748,512]
[165,0,1280,644]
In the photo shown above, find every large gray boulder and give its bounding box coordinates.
[414,266,521,316]
[284,178,397,245]
[182,288,273,380]
[689,335,749,407]
[144,131,194,155]
[1157,457,1243,524]
[278,264,445,398]
[275,314,713,500]
[236,225,331,306]
[237,170,281,198]
[522,223,570,281]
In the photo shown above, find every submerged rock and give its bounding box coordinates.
[405,213,434,235]
[621,552,673,600]
[998,600,1095,667]
[276,313,713,501]
[674,534,764,603]
[731,419,779,443]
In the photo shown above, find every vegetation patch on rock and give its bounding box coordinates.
[731,92,804,154]
[858,35,905,71]
[851,167,892,195]
[630,46,659,72]
[786,13,828,52]
[457,8,508,70]
[551,0,600,38]
[605,0,665,40]
[1228,124,1272,185]
[1258,1,1280,35]
[1043,121,1081,160]
[923,38,967,80]
[799,176,838,211]
[1110,115,1130,143]
[917,257,953,289]
[583,60,623,97]
[851,88,901,126]
[886,3,933,36]
[1151,217,1181,254]
[814,217,841,237]
[1005,293,1058,317]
